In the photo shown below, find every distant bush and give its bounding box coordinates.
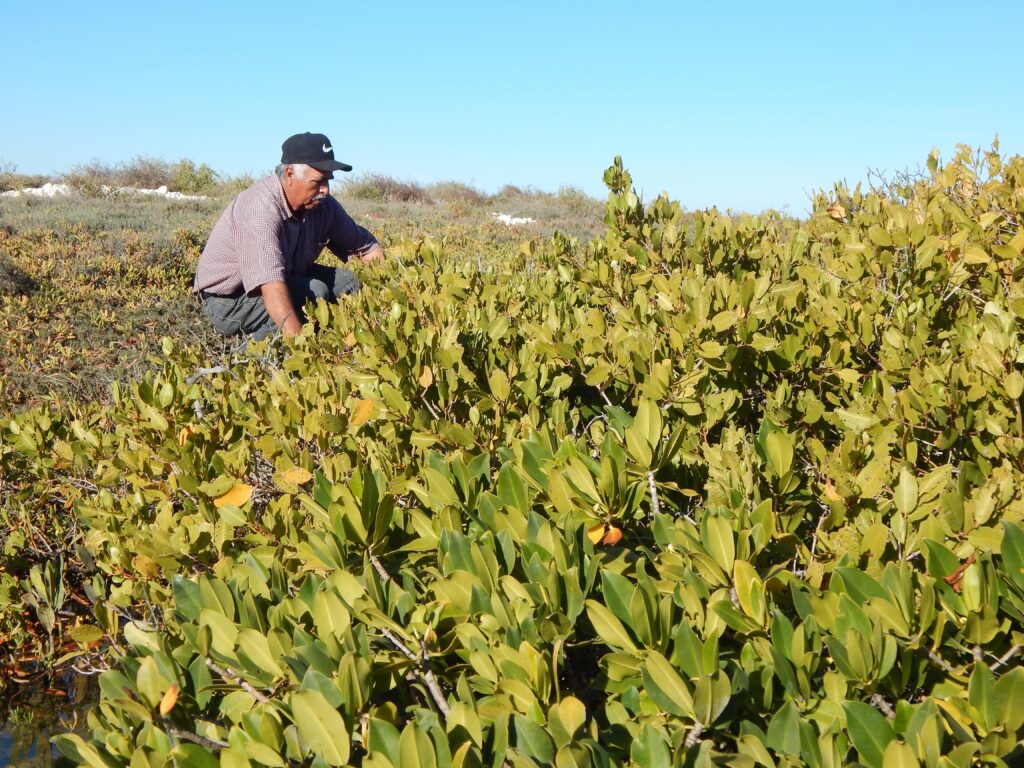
[427,180,488,205]
[62,156,223,196]
[341,173,433,203]
[556,185,601,215]
[0,161,51,193]
[493,183,546,201]
[168,159,219,193]
[216,172,258,197]
[117,156,171,188]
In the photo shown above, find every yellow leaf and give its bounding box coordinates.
[350,399,375,427]
[159,684,179,715]
[282,467,313,485]
[344,332,357,347]
[215,483,253,508]
[177,424,197,446]
[587,523,605,544]
[132,555,161,580]
[419,365,434,388]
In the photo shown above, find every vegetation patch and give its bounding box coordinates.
[0,250,39,297]
[4,145,1024,766]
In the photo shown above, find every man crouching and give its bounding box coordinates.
[193,132,383,339]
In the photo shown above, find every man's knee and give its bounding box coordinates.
[331,268,361,298]
[308,279,332,301]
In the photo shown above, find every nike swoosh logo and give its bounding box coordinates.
[322,144,333,153]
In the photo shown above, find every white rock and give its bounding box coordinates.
[491,212,535,226]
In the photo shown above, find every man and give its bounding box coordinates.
[194,132,383,339]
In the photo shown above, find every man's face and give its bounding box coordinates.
[283,166,332,211]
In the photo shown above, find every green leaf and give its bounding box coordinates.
[1001,521,1024,591]
[702,515,735,573]
[894,468,918,516]
[835,408,879,432]
[601,569,636,626]
[548,696,586,748]
[733,559,765,624]
[366,720,401,765]
[764,429,794,477]
[513,715,555,763]
[52,733,117,768]
[881,740,918,768]
[625,399,661,468]
[292,689,350,766]
[844,700,895,768]
[172,576,203,621]
[368,718,402,765]
[766,700,801,756]
[992,666,1024,732]
[969,662,995,732]
[586,600,638,652]
[641,650,694,718]
[630,724,671,768]
[69,625,105,645]
[399,722,438,768]
[199,608,239,656]
[238,628,284,677]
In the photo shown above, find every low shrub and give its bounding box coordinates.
[0,162,52,193]
[168,159,219,194]
[341,172,433,203]
[427,180,488,205]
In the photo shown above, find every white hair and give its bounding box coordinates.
[275,163,310,180]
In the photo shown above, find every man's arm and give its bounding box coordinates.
[360,242,385,264]
[260,280,302,337]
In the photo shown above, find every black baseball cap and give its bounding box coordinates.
[281,133,353,176]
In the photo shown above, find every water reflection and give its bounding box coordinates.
[0,673,98,767]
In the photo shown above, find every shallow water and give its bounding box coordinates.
[0,673,98,767]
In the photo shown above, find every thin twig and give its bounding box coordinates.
[927,650,957,675]
[185,365,233,385]
[870,694,895,719]
[168,728,228,750]
[647,472,661,516]
[684,722,704,749]
[991,644,1021,672]
[205,658,271,704]
[380,629,450,717]
[369,547,391,582]
[420,394,443,420]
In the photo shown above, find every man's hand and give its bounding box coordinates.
[260,281,303,337]
[360,243,385,264]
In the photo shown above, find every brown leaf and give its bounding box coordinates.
[350,399,375,427]
[602,526,623,546]
[827,204,846,221]
[943,552,977,593]
[214,483,253,508]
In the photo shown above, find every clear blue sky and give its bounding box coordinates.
[3,1,1021,213]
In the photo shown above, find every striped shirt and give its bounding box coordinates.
[193,174,379,296]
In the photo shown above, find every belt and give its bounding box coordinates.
[199,288,245,299]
